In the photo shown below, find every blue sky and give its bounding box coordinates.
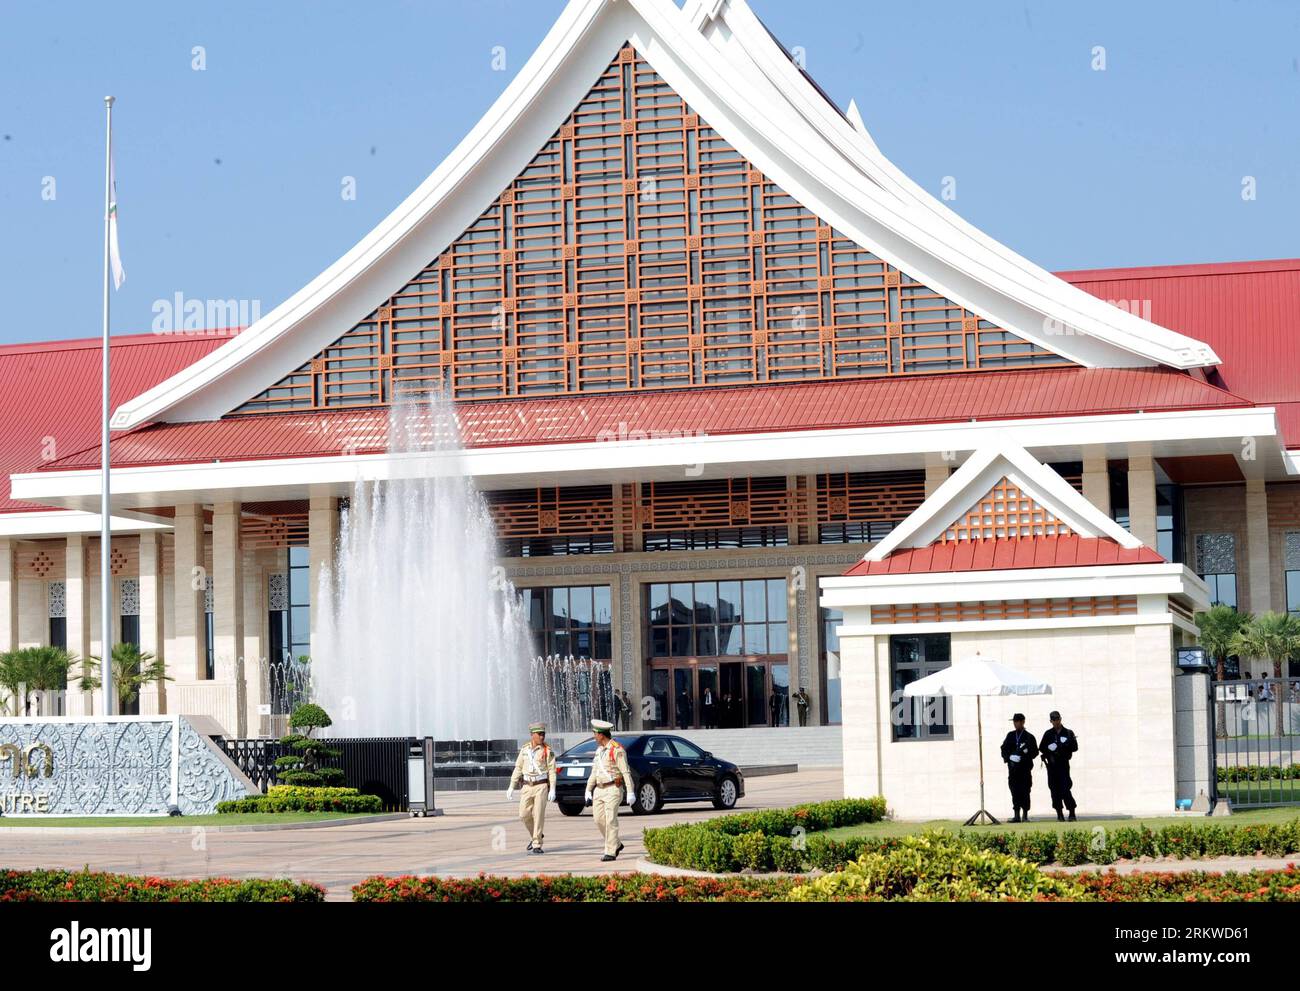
[0,0,1296,345]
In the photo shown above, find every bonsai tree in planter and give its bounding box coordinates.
[275,703,346,787]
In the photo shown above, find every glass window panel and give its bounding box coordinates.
[743,623,767,655]
[288,567,309,607]
[650,626,670,658]
[767,579,787,622]
[551,586,570,623]
[694,581,718,623]
[648,583,669,616]
[768,622,788,655]
[669,583,693,623]
[569,586,593,625]
[594,585,612,624]
[718,621,743,655]
[289,606,311,650]
[670,626,692,657]
[1287,571,1300,616]
[695,625,718,656]
[718,581,742,624]
[743,580,767,622]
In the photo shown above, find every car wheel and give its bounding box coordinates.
[632,778,663,815]
[712,776,739,810]
[558,803,584,817]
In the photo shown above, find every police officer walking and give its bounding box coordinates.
[1039,710,1079,821]
[583,718,635,861]
[1000,713,1038,822]
[506,722,556,855]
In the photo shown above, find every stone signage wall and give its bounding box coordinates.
[0,715,254,816]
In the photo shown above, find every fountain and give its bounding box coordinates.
[529,655,616,733]
[312,391,533,741]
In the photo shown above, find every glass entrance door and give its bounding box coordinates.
[698,665,719,728]
[672,667,695,729]
[746,663,767,726]
[720,662,744,728]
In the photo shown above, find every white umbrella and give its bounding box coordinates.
[902,653,1052,825]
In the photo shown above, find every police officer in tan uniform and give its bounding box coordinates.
[583,718,635,861]
[507,722,556,855]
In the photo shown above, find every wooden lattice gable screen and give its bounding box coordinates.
[940,477,1073,542]
[236,46,1068,414]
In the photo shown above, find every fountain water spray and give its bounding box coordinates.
[313,392,533,739]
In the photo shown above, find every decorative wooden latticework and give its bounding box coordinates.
[639,476,790,532]
[871,596,1137,625]
[941,477,1072,542]
[17,542,64,581]
[236,45,1066,413]
[817,471,926,524]
[239,501,311,549]
[484,486,615,539]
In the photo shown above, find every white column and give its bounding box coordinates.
[1245,479,1272,614]
[0,538,16,653]
[172,503,206,681]
[1127,454,1158,549]
[308,491,339,660]
[1082,447,1111,517]
[213,502,246,736]
[138,531,166,713]
[64,535,93,714]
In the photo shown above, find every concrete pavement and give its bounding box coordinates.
[0,767,843,901]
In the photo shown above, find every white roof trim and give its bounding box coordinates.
[866,443,1143,561]
[110,0,1220,430]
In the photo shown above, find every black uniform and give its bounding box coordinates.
[999,728,1038,815]
[1039,725,1079,812]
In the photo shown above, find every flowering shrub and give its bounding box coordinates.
[1056,865,1300,902]
[787,831,1083,902]
[0,868,324,902]
[352,873,795,902]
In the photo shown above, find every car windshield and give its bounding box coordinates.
[560,736,638,758]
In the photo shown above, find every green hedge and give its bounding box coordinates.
[0,868,324,902]
[1217,764,1300,782]
[643,801,1300,872]
[642,797,887,872]
[1064,864,1300,902]
[217,786,382,814]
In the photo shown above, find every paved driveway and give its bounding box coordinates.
[0,768,842,901]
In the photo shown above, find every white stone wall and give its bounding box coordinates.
[841,620,1181,819]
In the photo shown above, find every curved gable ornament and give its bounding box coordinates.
[110,0,1219,430]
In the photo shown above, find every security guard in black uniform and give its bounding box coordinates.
[1000,713,1038,822]
[1039,710,1078,821]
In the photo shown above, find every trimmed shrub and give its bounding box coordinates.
[1218,764,1300,782]
[1060,865,1300,902]
[217,786,382,814]
[787,831,1083,902]
[0,868,323,902]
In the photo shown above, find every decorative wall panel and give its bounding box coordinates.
[941,478,1072,542]
[237,46,1066,414]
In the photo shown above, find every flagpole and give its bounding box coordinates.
[100,95,115,716]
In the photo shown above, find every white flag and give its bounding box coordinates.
[108,156,125,289]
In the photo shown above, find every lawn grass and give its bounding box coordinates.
[1220,781,1300,806]
[0,812,385,828]
[816,805,1300,842]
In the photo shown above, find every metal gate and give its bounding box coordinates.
[218,736,416,811]
[1211,675,1300,808]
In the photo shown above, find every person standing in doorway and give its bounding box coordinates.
[999,713,1038,822]
[506,722,555,855]
[793,686,811,727]
[701,686,716,728]
[1039,710,1078,821]
[583,719,635,861]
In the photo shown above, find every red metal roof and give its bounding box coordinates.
[0,332,234,512]
[1063,258,1300,447]
[36,365,1250,472]
[843,535,1166,576]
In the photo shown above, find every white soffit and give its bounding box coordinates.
[109,0,1220,431]
[866,443,1143,561]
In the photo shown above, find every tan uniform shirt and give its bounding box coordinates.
[510,743,556,789]
[586,739,634,795]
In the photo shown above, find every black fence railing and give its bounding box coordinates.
[217,736,416,812]
[1212,676,1300,809]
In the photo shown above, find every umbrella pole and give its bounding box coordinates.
[964,694,1000,826]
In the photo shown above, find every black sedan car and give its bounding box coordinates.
[553,734,744,816]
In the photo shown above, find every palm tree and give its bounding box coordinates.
[0,646,75,714]
[85,643,171,713]
[1195,604,1251,738]
[1232,612,1300,738]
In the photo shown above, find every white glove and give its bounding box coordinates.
[548,790,556,802]
[1048,743,1058,752]
[584,792,593,806]
[506,788,516,800]
[626,788,636,806]
[1009,754,1021,763]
